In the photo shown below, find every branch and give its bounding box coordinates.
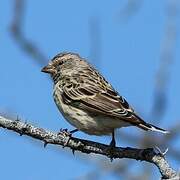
[10,0,47,66]
[0,115,178,179]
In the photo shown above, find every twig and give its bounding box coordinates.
[118,0,143,22]
[151,0,178,122]
[89,17,101,68]
[10,0,47,66]
[0,115,178,179]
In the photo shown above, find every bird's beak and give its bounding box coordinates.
[41,64,56,74]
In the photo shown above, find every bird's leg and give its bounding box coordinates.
[109,131,116,148]
[108,130,116,161]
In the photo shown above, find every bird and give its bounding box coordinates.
[41,52,169,148]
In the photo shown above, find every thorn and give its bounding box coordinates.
[16,115,20,121]
[110,157,114,162]
[44,141,48,148]
[19,132,23,136]
[163,148,169,156]
[155,146,169,156]
[72,148,75,155]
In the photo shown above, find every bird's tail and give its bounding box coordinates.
[138,123,169,134]
[132,114,169,134]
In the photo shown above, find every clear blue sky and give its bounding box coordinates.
[0,0,179,179]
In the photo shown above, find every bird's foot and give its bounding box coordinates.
[58,128,71,136]
[58,128,78,147]
[107,139,116,162]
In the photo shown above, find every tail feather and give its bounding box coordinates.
[132,113,169,134]
[139,123,169,134]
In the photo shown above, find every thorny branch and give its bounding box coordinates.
[0,115,178,179]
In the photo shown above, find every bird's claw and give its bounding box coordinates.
[58,128,72,136]
[107,140,116,162]
[57,128,72,147]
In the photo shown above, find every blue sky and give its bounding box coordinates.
[0,0,179,179]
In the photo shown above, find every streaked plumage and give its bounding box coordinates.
[42,52,169,146]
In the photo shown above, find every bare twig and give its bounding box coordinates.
[89,17,101,68]
[118,0,143,22]
[151,0,178,122]
[0,115,178,179]
[10,0,47,66]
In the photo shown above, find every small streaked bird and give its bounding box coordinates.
[41,52,169,147]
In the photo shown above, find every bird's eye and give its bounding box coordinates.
[59,61,64,66]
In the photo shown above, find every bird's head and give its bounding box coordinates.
[41,52,86,81]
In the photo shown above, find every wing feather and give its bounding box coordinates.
[62,82,141,124]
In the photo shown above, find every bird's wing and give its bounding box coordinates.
[62,80,144,125]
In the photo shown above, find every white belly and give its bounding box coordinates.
[53,85,131,135]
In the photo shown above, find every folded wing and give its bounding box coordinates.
[61,80,169,134]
